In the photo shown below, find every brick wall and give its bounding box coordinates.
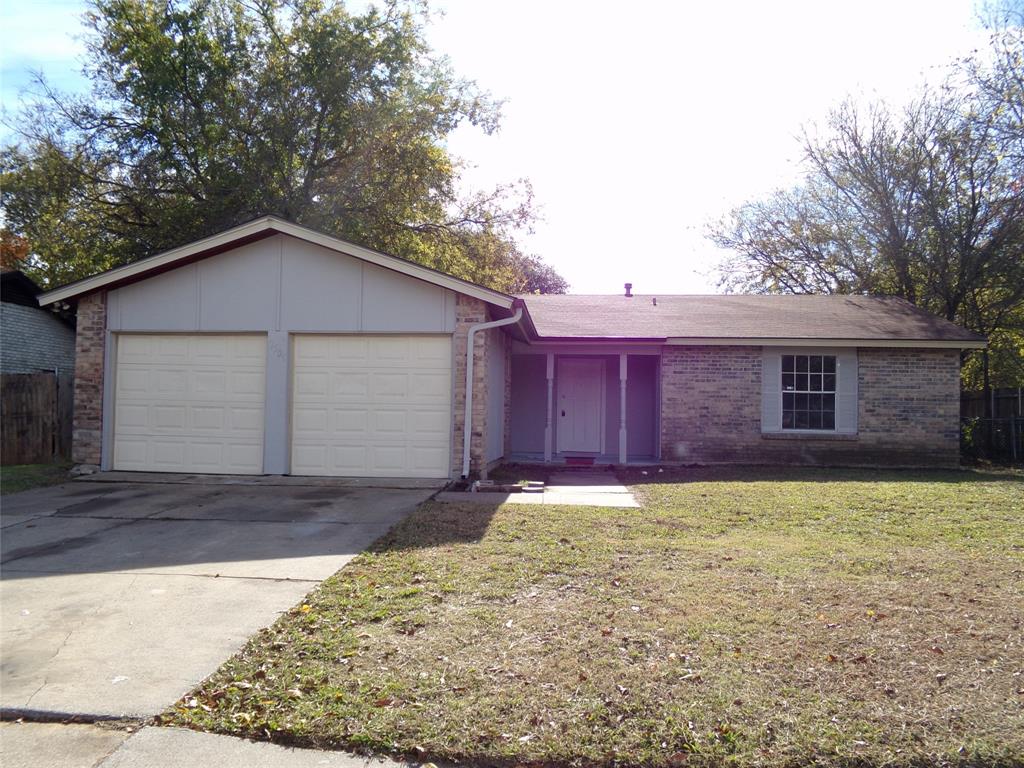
[72,292,107,466]
[451,294,491,476]
[660,346,961,468]
[0,303,76,375]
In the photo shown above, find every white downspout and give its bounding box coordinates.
[462,305,523,479]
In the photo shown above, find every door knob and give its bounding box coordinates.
[561,410,565,417]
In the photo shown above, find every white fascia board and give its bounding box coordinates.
[38,216,515,310]
[665,336,986,349]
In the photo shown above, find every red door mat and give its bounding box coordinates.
[565,456,596,466]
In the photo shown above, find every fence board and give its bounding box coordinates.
[1,373,60,465]
[961,388,1023,418]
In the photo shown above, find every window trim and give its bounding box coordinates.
[780,353,838,433]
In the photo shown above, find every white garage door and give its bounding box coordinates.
[113,334,266,474]
[291,335,452,478]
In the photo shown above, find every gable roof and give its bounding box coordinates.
[36,216,516,310]
[517,294,986,348]
[1,269,42,307]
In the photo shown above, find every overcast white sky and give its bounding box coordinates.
[1,0,987,293]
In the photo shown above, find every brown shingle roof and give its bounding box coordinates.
[517,294,984,343]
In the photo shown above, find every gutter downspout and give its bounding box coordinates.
[462,304,523,479]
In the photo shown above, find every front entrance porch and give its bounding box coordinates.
[508,349,660,464]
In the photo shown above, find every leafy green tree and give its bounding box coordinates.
[1,0,567,293]
[710,12,1024,397]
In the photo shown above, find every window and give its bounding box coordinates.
[781,354,836,430]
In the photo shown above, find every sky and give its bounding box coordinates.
[0,0,988,293]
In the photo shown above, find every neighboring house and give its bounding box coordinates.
[1,269,76,376]
[37,217,985,477]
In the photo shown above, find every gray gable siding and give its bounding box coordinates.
[1,302,76,375]
[106,234,456,333]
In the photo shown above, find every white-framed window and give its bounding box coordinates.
[781,354,837,430]
[761,348,857,435]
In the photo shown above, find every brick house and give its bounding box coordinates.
[1,269,76,377]
[37,217,985,477]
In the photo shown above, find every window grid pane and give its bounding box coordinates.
[781,355,836,431]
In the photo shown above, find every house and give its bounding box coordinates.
[37,217,985,477]
[2,269,76,377]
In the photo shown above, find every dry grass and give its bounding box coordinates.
[165,467,1024,766]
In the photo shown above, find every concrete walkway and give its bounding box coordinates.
[436,470,640,508]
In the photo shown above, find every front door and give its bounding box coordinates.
[556,358,604,453]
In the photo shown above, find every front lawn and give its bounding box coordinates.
[166,468,1024,766]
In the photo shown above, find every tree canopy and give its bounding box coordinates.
[1,0,567,293]
[710,6,1024,389]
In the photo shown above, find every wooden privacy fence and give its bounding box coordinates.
[1,372,73,465]
[961,387,1023,418]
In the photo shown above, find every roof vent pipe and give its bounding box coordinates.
[624,282,633,297]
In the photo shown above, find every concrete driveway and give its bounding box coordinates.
[0,478,436,723]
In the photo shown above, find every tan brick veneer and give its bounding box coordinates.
[451,294,492,476]
[660,346,961,468]
[72,291,107,466]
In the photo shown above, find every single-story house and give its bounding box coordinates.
[37,217,985,477]
[2,269,76,376]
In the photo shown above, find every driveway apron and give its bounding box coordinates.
[0,480,435,719]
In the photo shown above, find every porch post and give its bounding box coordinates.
[544,353,554,462]
[618,353,628,465]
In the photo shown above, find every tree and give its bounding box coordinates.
[710,17,1024,394]
[0,0,567,293]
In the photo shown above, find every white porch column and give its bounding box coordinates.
[618,353,628,465]
[544,352,554,462]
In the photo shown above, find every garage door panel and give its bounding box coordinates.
[371,373,408,398]
[332,372,369,398]
[410,445,449,472]
[156,370,187,396]
[410,409,450,437]
[154,405,188,430]
[291,334,451,478]
[411,373,451,401]
[333,409,368,435]
[113,334,265,474]
[229,406,264,432]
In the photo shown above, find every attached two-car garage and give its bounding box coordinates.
[112,333,452,478]
[43,218,515,479]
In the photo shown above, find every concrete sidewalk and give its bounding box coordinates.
[0,724,415,768]
[436,470,640,508]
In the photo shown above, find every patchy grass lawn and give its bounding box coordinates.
[0,462,72,495]
[166,468,1024,766]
